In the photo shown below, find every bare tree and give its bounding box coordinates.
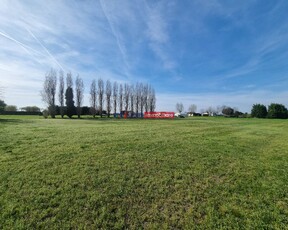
[188,104,197,113]
[68,79,157,118]
[124,83,130,113]
[41,69,57,118]
[98,78,104,117]
[58,70,65,118]
[106,80,112,117]
[135,83,141,117]
[112,81,118,115]
[90,79,97,118]
[176,102,184,113]
[130,84,135,114]
[139,83,145,115]
[207,106,215,116]
[143,84,149,112]
[65,72,74,118]
[66,72,73,88]
[118,83,123,113]
[148,86,156,112]
[216,105,224,115]
[75,75,84,118]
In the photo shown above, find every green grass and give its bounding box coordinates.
[0,116,287,229]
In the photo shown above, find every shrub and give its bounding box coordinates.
[43,109,49,119]
[0,100,6,112]
[222,107,234,117]
[251,104,267,118]
[267,103,288,119]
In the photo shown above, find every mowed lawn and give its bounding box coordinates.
[0,116,287,229]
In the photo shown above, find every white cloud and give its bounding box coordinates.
[144,1,177,73]
[1,0,288,113]
[145,6,169,43]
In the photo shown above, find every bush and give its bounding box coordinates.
[21,106,41,112]
[267,103,288,119]
[251,104,267,118]
[222,107,234,117]
[5,105,17,112]
[0,100,6,112]
[42,110,49,119]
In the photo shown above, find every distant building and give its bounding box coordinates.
[187,112,201,117]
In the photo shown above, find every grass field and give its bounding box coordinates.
[0,115,287,229]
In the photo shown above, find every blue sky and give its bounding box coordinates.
[1,0,288,112]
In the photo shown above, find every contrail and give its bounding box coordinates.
[99,0,130,78]
[26,28,65,71]
[0,30,43,57]
[0,30,62,69]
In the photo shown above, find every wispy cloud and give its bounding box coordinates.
[0,30,43,58]
[1,0,288,111]
[145,3,169,43]
[26,28,65,71]
[144,1,177,72]
[99,0,130,78]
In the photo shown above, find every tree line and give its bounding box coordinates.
[176,103,244,117]
[41,69,156,118]
[251,103,288,119]
[175,102,288,119]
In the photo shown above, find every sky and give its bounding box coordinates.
[1,0,288,113]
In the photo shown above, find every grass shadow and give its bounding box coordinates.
[0,118,33,124]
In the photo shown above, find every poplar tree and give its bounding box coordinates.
[112,81,118,115]
[65,87,75,118]
[65,72,75,118]
[98,78,104,117]
[90,79,97,118]
[75,75,84,118]
[41,69,57,118]
[106,80,112,117]
[58,70,65,118]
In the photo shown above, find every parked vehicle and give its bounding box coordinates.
[175,113,187,118]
